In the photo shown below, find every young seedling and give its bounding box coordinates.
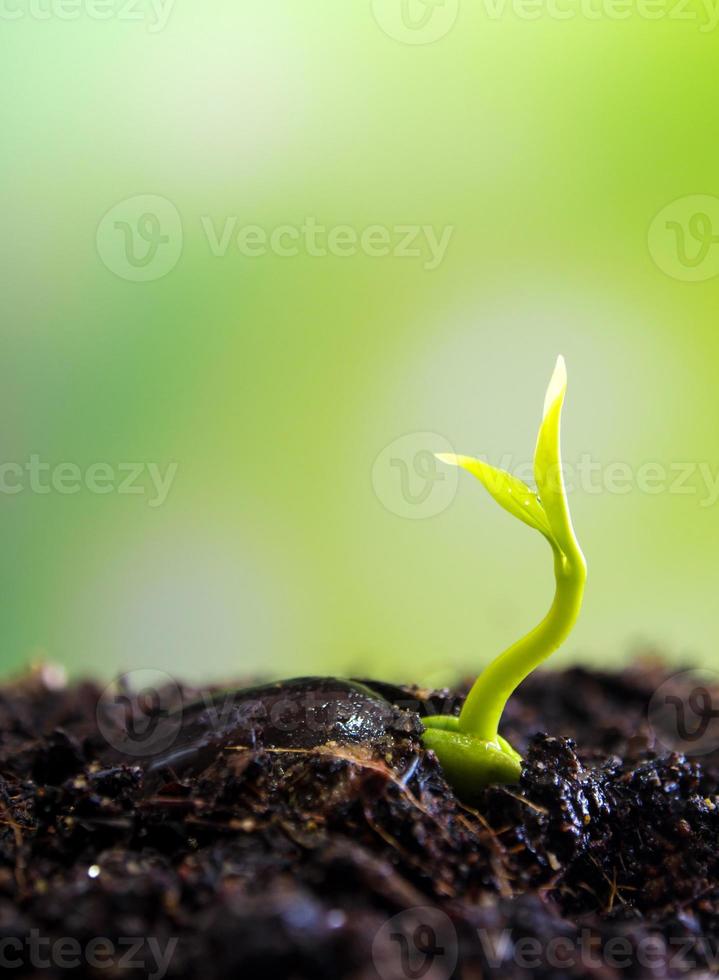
[422,356,587,797]
[117,358,585,803]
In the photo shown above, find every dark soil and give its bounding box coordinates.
[1,660,719,979]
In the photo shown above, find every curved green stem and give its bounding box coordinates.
[458,545,586,741]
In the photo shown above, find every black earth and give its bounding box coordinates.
[0,659,718,979]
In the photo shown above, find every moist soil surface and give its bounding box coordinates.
[1,660,719,979]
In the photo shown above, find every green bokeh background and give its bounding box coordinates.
[1,1,718,683]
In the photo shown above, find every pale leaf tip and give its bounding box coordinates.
[434,452,461,466]
[543,355,568,418]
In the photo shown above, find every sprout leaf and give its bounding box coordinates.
[435,454,552,539]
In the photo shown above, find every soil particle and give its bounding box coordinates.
[0,661,718,977]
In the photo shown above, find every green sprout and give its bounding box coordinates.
[421,356,587,798]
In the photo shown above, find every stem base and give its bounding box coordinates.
[422,715,522,800]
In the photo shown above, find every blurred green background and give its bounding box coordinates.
[1,1,718,684]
